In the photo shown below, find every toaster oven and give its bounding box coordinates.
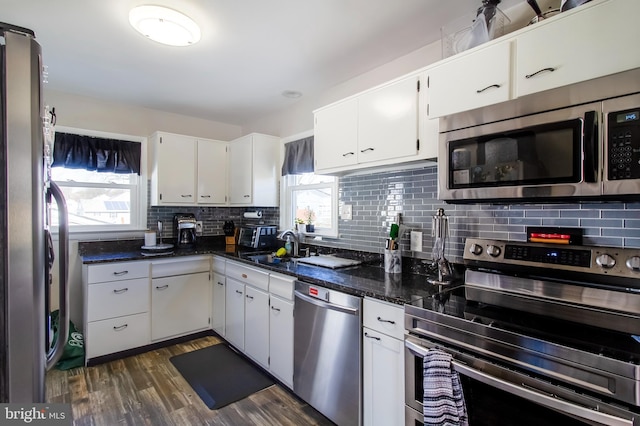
[237,225,278,249]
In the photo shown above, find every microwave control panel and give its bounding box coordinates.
[608,107,640,180]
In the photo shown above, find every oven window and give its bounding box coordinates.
[449,119,583,189]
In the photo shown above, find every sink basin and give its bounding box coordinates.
[245,253,290,265]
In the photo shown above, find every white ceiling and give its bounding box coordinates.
[2,0,522,126]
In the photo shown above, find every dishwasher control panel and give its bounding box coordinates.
[308,285,330,301]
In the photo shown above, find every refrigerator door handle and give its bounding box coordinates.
[46,182,70,370]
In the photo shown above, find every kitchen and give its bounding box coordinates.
[2,0,640,425]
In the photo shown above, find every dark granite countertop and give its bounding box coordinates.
[79,237,458,305]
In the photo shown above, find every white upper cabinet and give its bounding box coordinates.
[314,73,429,174]
[228,133,279,206]
[428,40,512,118]
[516,0,640,97]
[314,98,359,171]
[150,132,227,206]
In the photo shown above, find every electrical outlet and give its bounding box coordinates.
[340,204,353,220]
[195,221,203,236]
[410,231,422,252]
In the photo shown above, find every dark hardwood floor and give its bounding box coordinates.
[46,335,334,425]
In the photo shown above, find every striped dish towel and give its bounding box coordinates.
[423,349,468,426]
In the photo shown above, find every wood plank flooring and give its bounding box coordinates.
[46,335,334,426]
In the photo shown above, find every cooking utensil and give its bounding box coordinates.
[527,0,544,18]
[158,220,163,245]
[527,0,561,25]
[561,0,591,12]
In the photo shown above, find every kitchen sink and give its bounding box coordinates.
[244,253,291,265]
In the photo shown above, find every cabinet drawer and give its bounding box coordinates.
[86,312,149,359]
[87,278,149,322]
[226,261,269,292]
[363,297,405,340]
[269,272,295,301]
[212,256,226,274]
[151,255,210,278]
[87,261,149,284]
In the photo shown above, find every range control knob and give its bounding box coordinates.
[487,245,502,258]
[469,244,483,256]
[595,253,616,269]
[626,256,640,272]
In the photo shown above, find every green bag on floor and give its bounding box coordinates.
[50,310,85,370]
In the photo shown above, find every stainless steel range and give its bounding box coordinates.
[405,238,640,426]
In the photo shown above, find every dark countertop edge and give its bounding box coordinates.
[80,243,442,306]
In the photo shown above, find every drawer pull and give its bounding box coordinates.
[241,273,248,279]
[246,295,254,300]
[342,152,355,157]
[113,270,128,276]
[217,281,224,286]
[476,84,501,93]
[271,306,281,312]
[364,332,380,341]
[155,284,169,290]
[377,316,395,324]
[113,324,128,331]
[200,195,211,198]
[525,67,556,79]
[113,288,128,294]
[360,147,374,153]
[243,195,250,198]
[235,290,243,295]
[181,194,193,198]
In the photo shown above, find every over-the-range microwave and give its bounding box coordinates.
[438,69,640,203]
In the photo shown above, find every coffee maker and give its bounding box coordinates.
[174,213,197,248]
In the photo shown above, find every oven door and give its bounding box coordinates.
[404,335,637,426]
[438,102,601,203]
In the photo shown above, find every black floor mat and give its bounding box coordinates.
[170,343,275,410]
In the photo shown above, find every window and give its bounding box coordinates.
[282,173,338,238]
[50,128,147,233]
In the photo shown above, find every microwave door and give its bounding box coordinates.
[602,93,640,198]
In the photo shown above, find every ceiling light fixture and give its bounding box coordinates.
[282,90,303,99]
[129,5,201,46]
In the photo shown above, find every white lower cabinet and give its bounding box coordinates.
[225,277,246,350]
[212,271,226,336]
[362,297,405,426]
[151,256,211,341]
[268,272,295,389]
[244,285,270,368]
[82,260,151,362]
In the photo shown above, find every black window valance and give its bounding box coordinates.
[52,132,141,175]
[281,136,314,176]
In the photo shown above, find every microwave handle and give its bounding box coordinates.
[583,110,598,183]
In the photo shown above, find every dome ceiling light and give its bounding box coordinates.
[129,5,201,46]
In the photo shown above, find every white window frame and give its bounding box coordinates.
[279,131,339,239]
[52,126,148,235]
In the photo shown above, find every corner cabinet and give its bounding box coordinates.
[314,73,435,174]
[150,131,228,206]
[228,133,279,206]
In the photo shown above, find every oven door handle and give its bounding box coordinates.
[404,340,633,426]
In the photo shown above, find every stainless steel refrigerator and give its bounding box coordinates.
[1,22,70,403]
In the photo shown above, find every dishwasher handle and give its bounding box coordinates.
[294,290,359,316]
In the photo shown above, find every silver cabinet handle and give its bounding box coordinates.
[360,147,374,153]
[235,290,243,295]
[113,324,128,331]
[377,316,395,324]
[181,194,193,198]
[246,294,254,300]
[113,288,128,294]
[476,84,501,93]
[200,195,211,198]
[113,270,128,276]
[364,332,381,341]
[217,281,224,286]
[270,306,281,312]
[155,284,169,290]
[243,195,250,198]
[525,67,556,79]
[342,152,355,157]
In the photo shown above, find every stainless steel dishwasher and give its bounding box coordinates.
[294,281,362,426]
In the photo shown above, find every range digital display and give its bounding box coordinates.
[617,110,639,123]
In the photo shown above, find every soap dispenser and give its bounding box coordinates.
[285,235,293,255]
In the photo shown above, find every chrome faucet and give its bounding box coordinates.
[277,229,299,257]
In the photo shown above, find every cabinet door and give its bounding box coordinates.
[197,139,227,205]
[244,285,270,368]
[212,271,226,336]
[269,295,293,388]
[516,0,640,97]
[228,135,253,204]
[363,328,405,426]
[151,272,210,341]
[358,76,420,163]
[224,278,245,350]
[250,134,279,207]
[154,133,197,204]
[429,40,512,118]
[314,98,359,172]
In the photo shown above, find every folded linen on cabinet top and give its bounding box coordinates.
[423,348,468,426]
